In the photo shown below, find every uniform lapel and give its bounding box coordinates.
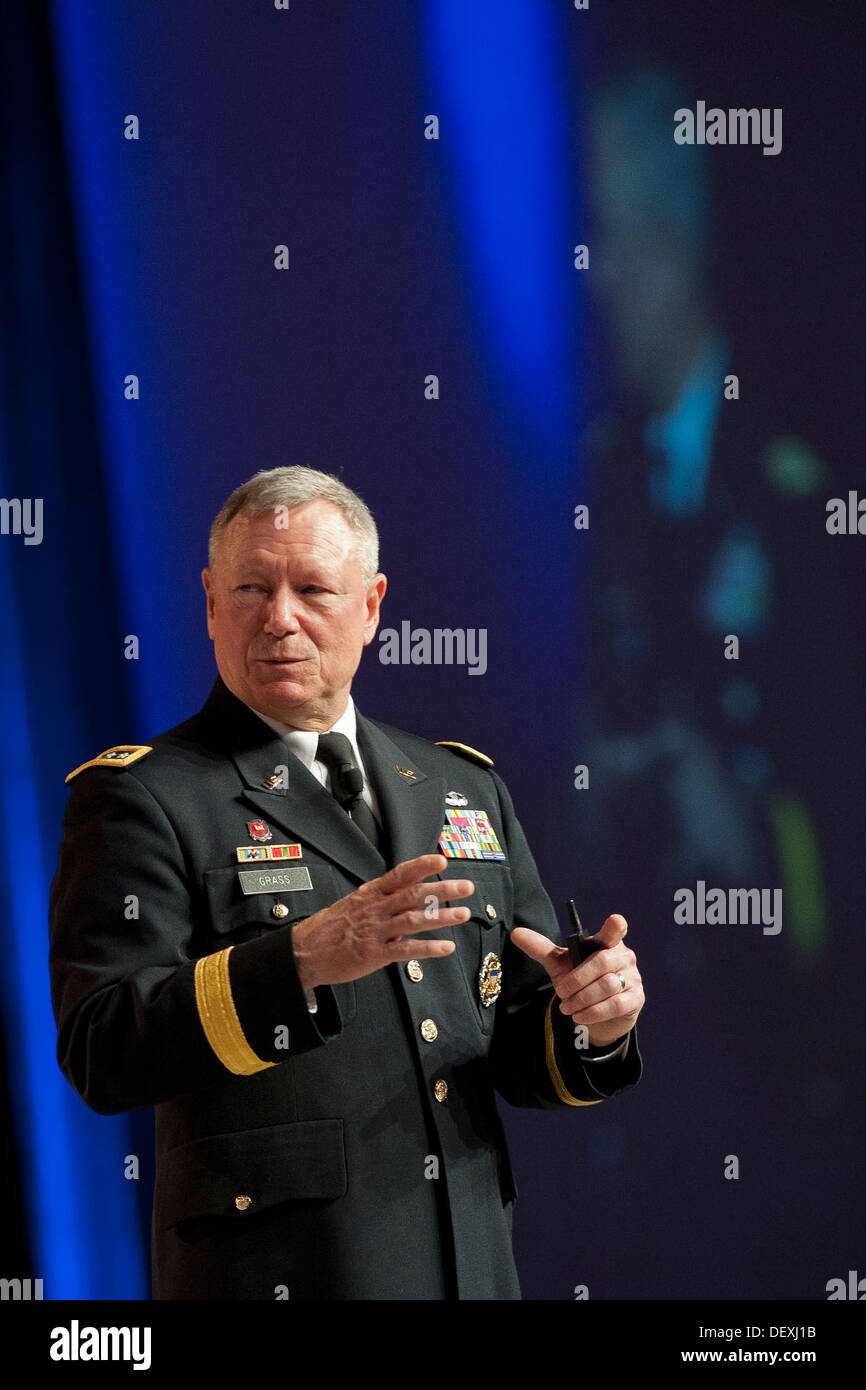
[355,712,446,869]
[199,677,386,883]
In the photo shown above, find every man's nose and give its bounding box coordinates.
[262,588,303,635]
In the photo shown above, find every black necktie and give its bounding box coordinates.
[316,732,382,852]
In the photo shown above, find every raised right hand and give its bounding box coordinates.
[290,853,474,990]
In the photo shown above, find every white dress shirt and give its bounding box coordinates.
[248,694,383,1013]
[250,694,383,827]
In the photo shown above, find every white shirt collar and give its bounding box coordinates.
[249,694,362,773]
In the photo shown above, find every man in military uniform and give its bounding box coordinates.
[49,467,644,1300]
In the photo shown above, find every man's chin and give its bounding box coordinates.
[251,668,311,703]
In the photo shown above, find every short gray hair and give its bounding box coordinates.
[207,467,380,582]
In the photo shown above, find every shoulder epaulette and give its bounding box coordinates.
[435,741,494,768]
[65,745,153,784]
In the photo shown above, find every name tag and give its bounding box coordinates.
[238,867,313,895]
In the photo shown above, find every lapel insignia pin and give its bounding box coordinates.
[260,773,284,791]
[478,952,502,1007]
[247,820,273,843]
[236,844,302,863]
[445,790,468,807]
[395,765,416,779]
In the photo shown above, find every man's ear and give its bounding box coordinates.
[362,573,387,645]
[202,568,216,640]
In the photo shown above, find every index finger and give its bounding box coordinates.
[377,853,450,894]
[558,944,623,994]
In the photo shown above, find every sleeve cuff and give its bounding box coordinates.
[543,997,643,1104]
[543,997,605,1106]
[193,923,345,1074]
[194,947,277,1076]
[581,1032,631,1063]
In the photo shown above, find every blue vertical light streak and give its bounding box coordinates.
[423,0,577,456]
[49,0,192,738]
[0,483,145,1298]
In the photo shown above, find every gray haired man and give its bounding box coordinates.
[49,466,644,1300]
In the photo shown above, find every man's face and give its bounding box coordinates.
[202,499,386,730]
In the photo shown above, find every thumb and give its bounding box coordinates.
[510,927,569,979]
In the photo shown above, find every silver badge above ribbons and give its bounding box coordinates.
[445,790,469,807]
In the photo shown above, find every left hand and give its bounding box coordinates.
[511,914,644,1048]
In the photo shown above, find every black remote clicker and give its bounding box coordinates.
[565,900,602,967]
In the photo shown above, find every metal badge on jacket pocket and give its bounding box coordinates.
[478,951,502,1007]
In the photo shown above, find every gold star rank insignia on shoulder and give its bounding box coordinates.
[65,745,153,783]
[478,952,502,1007]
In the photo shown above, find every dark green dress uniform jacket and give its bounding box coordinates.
[49,677,642,1300]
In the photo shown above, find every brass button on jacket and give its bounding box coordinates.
[419,1018,439,1043]
[406,960,423,982]
[433,1079,448,1103]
